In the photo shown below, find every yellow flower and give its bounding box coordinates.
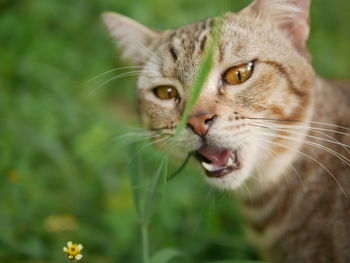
[63,241,83,260]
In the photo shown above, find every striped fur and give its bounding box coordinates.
[102,0,350,262]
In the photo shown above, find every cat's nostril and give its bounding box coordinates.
[187,113,217,137]
[204,114,217,124]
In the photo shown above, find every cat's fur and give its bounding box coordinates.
[102,0,350,262]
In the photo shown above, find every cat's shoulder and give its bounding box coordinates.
[321,78,350,95]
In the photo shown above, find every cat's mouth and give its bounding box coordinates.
[195,145,241,178]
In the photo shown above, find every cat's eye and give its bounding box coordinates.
[223,61,255,85]
[153,86,179,100]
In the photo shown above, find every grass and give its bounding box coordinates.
[1,0,350,262]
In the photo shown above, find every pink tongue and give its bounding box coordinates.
[197,146,233,167]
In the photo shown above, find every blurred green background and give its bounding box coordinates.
[0,0,349,262]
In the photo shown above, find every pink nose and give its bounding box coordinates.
[187,113,217,136]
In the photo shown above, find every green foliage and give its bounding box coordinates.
[150,248,188,263]
[0,0,349,262]
[207,261,266,263]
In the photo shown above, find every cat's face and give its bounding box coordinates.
[103,0,316,190]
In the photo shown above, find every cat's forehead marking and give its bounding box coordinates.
[169,18,212,58]
[156,14,253,85]
[157,18,217,84]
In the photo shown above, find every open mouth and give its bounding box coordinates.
[195,145,241,178]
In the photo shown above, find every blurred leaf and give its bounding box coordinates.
[206,261,266,263]
[151,248,188,263]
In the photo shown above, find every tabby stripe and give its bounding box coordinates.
[246,148,337,235]
[199,35,207,52]
[260,60,310,121]
[169,45,178,61]
[260,60,305,98]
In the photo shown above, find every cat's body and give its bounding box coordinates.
[242,78,350,262]
[102,1,350,262]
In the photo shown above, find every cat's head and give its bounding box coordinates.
[102,0,316,191]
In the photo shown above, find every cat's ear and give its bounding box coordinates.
[102,12,159,65]
[244,0,310,50]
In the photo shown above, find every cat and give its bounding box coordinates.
[101,0,350,262]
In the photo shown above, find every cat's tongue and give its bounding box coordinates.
[197,146,233,167]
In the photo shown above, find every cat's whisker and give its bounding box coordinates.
[254,121,350,138]
[192,186,216,234]
[256,160,264,189]
[86,65,144,83]
[109,130,157,140]
[255,143,306,191]
[111,133,164,146]
[238,182,253,202]
[127,135,173,165]
[250,123,350,149]
[256,130,350,169]
[119,40,161,65]
[111,130,155,138]
[87,70,145,96]
[263,123,350,155]
[252,123,350,161]
[248,117,350,132]
[255,137,347,197]
[87,68,169,97]
[150,127,176,132]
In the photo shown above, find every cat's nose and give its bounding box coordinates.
[187,113,217,136]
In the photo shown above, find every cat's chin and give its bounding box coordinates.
[204,169,249,190]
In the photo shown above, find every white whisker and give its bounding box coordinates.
[127,136,172,165]
[86,66,144,83]
[119,40,161,65]
[87,70,145,96]
[255,143,306,191]
[256,130,350,168]
[251,119,350,134]
[255,137,347,197]
[252,123,350,146]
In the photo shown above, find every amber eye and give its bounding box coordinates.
[223,61,255,85]
[153,86,179,100]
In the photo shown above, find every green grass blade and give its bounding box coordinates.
[173,49,214,137]
[173,17,223,138]
[143,155,168,224]
[128,143,143,217]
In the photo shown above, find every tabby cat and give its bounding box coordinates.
[102,0,350,262]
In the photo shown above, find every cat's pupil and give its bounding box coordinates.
[237,71,242,83]
[223,61,255,85]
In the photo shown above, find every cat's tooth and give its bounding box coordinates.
[227,157,233,166]
[201,162,225,172]
[232,162,239,168]
[202,162,214,172]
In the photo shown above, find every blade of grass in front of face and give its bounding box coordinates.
[128,142,143,217]
[173,17,223,139]
[167,153,191,181]
[161,156,168,193]
[143,155,168,224]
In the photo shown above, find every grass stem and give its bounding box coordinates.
[141,223,150,263]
